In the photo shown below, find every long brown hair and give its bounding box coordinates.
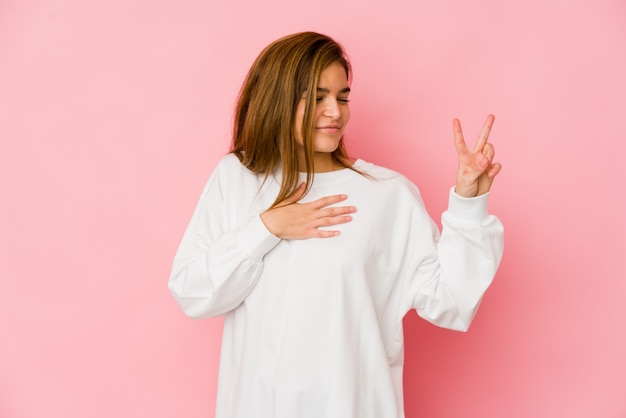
[231,32,355,208]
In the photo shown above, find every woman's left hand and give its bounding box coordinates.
[453,114,502,197]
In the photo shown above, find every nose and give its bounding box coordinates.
[323,99,341,119]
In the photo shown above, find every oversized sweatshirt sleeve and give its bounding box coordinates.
[168,160,281,319]
[408,187,504,331]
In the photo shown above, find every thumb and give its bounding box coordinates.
[477,163,501,195]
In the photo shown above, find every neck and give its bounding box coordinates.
[299,152,343,173]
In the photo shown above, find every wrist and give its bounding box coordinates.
[260,210,281,238]
[454,184,477,198]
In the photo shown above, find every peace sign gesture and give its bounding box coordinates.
[453,114,502,198]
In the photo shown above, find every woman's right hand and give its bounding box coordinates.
[260,183,356,240]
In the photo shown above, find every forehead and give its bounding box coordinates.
[317,62,349,87]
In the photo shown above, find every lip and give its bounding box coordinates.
[316,125,342,133]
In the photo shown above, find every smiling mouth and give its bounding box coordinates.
[316,125,341,130]
[316,126,342,135]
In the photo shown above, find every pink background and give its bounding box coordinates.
[1,0,625,417]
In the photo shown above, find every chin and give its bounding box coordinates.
[313,135,342,153]
[313,145,341,154]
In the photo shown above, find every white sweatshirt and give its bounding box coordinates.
[168,154,504,418]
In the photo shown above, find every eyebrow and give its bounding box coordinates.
[317,87,351,94]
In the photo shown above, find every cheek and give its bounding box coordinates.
[315,106,325,121]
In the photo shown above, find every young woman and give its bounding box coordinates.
[169,31,504,418]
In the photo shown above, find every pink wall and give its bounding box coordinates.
[1,0,624,417]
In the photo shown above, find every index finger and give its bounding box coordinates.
[453,118,469,155]
[310,194,348,209]
[473,114,495,153]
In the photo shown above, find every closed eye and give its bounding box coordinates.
[315,96,350,103]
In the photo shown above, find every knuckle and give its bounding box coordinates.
[328,207,341,216]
